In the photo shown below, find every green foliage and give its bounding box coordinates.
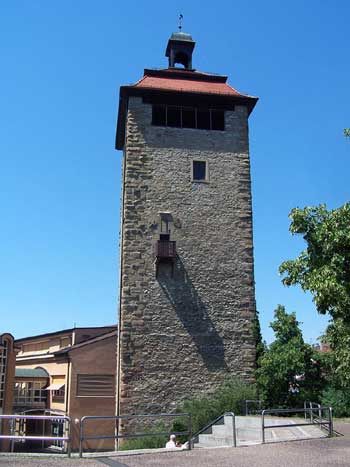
[252,309,266,366]
[256,305,324,408]
[279,203,350,386]
[120,379,256,450]
[119,422,168,451]
[271,304,303,344]
[324,319,350,387]
[279,203,350,321]
[173,378,256,436]
[321,386,350,418]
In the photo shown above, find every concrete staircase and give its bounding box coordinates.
[194,415,327,448]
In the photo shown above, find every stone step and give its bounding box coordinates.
[197,434,233,447]
[193,416,327,449]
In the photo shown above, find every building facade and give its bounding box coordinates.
[115,31,258,417]
[14,326,117,451]
[0,333,16,452]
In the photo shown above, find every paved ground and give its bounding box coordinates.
[0,422,349,467]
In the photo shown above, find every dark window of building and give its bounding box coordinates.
[160,218,170,234]
[197,109,211,130]
[167,106,181,127]
[151,105,225,131]
[193,161,207,181]
[211,110,225,130]
[182,108,196,128]
[52,385,65,402]
[77,374,114,397]
[152,105,166,126]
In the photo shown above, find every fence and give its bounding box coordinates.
[304,401,322,423]
[79,412,192,458]
[261,407,333,444]
[0,414,71,457]
[244,400,263,416]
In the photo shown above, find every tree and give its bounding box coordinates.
[279,203,350,385]
[256,305,323,408]
[252,309,265,367]
[279,203,350,321]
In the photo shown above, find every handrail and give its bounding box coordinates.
[303,401,327,431]
[191,412,236,448]
[244,399,263,416]
[261,407,333,444]
[79,412,192,458]
[0,414,71,457]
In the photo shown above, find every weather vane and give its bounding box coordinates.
[178,14,183,31]
[344,128,350,139]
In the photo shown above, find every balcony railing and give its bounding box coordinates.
[156,240,176,259]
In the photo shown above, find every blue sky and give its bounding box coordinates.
[1,1,349,343]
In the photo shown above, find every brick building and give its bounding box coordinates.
[115,30,258,418]
[0,332,16,451]
[14,326,117,451]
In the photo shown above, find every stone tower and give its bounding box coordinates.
[115,31,258,417]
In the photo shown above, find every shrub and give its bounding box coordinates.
[120,378,256,449]
[321,386,350,418]
[173,378,256,437]
[119,422,168,451]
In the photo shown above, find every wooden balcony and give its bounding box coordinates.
[156,240,176,259]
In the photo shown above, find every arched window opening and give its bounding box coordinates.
[173,52,189,68]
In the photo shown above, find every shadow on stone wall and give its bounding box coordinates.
[157,257,227,371]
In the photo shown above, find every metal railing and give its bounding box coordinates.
[261,407,333,444]
[156,241,176,259]
[304,401,322,422]
[0,414,71,457]
[79,412,192,458]
[244,399,263,416]
[191,412,236,448]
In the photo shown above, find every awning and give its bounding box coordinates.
[45,383,65,391]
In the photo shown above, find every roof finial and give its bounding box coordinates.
[178,14,183,31]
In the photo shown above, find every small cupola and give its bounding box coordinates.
[165,31,195,70]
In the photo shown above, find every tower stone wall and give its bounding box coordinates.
[117,95,257,415]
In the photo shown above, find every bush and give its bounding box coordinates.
[321,386,350,418]
[120,378,256,449]
[173,378,256,437]
[119,422,168,451]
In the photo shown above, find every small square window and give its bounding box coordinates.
[192,160,207,181]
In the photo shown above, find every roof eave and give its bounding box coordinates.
[116,86,258,150]
[14,325,117,344]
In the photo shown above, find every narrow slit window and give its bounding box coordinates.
[152,105,166,126]
[161,218,170,233]
[193,161,207,181]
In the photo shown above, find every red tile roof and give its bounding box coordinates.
[132,69,255,99]
[116,68,258,150]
